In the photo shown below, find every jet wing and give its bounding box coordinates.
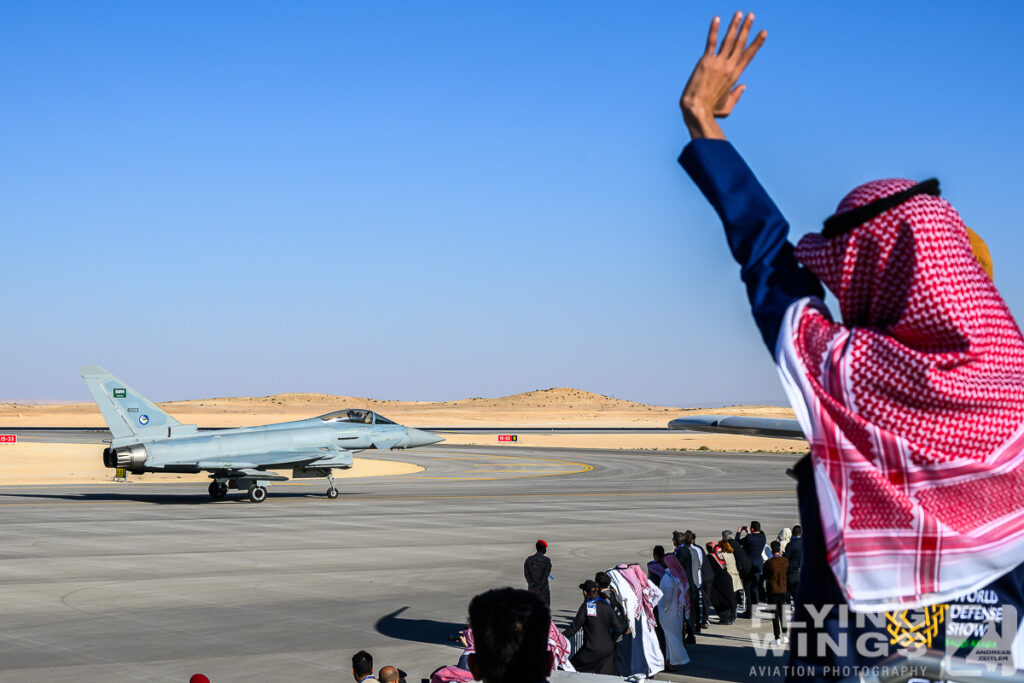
[203,467,290,481]
[667,415,805,440]
[194,449,332,471]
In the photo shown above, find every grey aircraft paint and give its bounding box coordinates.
[667,414,804,439]
[80,365,443,503]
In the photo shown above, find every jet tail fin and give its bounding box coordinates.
[79,365,181,440]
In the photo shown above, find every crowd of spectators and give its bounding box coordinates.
[427,524,803,682]
[187,525,803,683]
[637,523,803,673]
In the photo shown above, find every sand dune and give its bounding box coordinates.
[0,386,794,429]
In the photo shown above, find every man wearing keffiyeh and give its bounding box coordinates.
[678,11,1024,680]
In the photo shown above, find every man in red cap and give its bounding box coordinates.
[678,11,1024,680]
[524,540,552,607]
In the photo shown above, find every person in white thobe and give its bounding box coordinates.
[656,568,690,668]
[608,565,665,677]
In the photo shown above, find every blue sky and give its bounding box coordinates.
[3,2,1023,406]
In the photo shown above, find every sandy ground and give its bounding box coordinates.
[0,442,422,485]
[0,388,804,484]
[437,432,806,452]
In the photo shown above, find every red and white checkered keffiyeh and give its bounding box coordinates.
[611,562,661,631]
[459,623,574,672]
[777,178,1024,611]
[547,620,573,671]
[661,554,692,618]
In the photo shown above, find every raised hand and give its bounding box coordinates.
[680,12,766,140]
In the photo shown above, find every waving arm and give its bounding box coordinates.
[677,14,823,350]
[680,12,766,141]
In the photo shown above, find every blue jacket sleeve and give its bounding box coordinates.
[679,139,823,351]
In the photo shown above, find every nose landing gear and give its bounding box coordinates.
[326,470,339,499]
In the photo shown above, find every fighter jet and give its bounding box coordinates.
[80,365,443,502]
[667,415,804,439]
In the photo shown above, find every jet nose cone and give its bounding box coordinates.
[406,428,444,448]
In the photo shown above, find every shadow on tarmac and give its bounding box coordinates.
[0,490,363,505]
[658,618,785,683]
[550,607,579,630]
[375,606,466,647]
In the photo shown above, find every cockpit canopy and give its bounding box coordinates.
[318,409,396,425]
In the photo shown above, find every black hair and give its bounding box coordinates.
[468,588,550,683]
[770,540,782,554]
[535,541,546,553]
[750,521,761,532]
[352,651,373,678]
[653,544,665,557]
[792,525,802,536]
[595,571,611,588]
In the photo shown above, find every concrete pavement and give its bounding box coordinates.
[0,445,801,682]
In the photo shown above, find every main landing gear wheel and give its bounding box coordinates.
[248,484,267,503]
[208,481,228,500]
[326,487,339,499]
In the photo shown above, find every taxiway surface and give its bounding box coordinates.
[0,445,802,682]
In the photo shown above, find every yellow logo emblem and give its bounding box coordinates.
[886,604,948,650]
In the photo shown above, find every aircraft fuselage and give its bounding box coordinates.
[104,418,422,474]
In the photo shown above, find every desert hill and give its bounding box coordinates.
[0,386,794,429]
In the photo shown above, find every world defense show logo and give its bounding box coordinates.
[946,590,1017,675]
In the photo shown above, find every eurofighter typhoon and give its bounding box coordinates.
[82,365,443,503]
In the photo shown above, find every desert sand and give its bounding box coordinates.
[0,388,804,485]
[0,443,423,485]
